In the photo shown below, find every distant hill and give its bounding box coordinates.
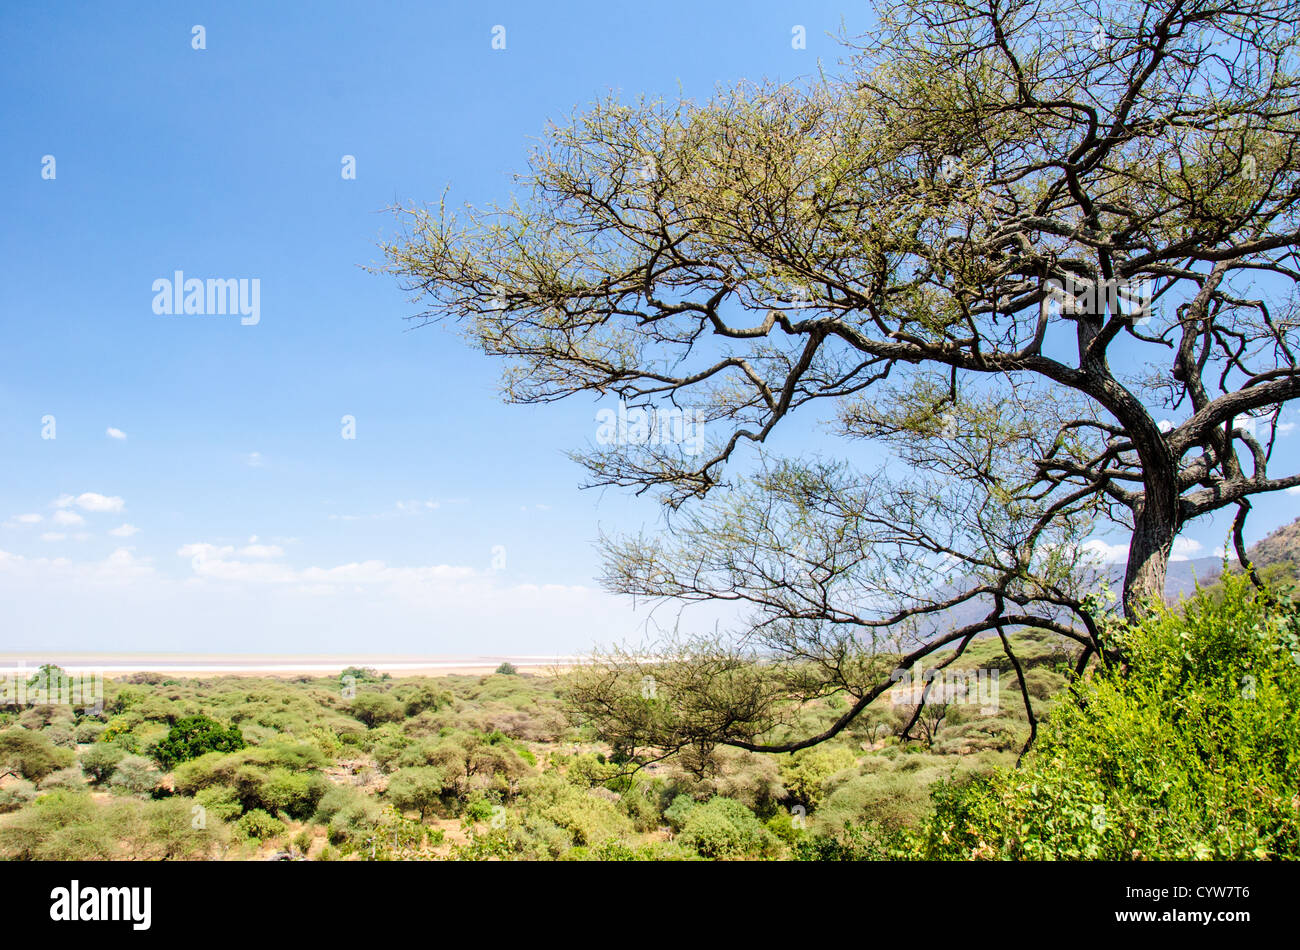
[921,518,1299,638]
[1243,515,1300,571]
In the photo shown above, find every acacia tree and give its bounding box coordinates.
[383,0,1300,758]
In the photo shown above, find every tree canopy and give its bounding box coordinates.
[383,0,1300,758]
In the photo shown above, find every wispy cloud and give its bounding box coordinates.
[55,492,125,514]
[106,427,127,440]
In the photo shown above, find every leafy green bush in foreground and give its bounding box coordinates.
[912,575,1300,860]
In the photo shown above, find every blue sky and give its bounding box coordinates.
[0,2,1294,655]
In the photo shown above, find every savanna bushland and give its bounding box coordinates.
[5,0,1299,861]
[0,524,1296,860]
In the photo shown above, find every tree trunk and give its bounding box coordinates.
[1123,504,1176,620]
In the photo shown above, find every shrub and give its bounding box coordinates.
[152,715,246,770]
[778,747,859,809]
[919,576,1300,860]
[386,766,447,819]
[677,796,775,859]
[316,786,381,844]
[0,790,108,860]
[73,721,107,744]
[96,717,141,752]
[79,743,126,784]
[349,692,405,728]
[237,808,286,842]
[108,755,163,797]
[292,828,314,855]
[0,779,37,814]
[495,663,518,675]
[193,785,244,823]
[0,729,76,782]
[663,793,698,831]
[38,766,86,791]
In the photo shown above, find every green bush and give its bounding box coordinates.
[919,576,1300,860]
[0,779,37,814]
[779,747,858,809]
[663,793,698,831]
[73,721,106,744]
[677,797,775,859]
[349,692,405,728]
[79,743,126,784]
[108,755,162,797]
[38,766,86,791]
[0,790,109,860]
[316,786,381,844]
[386,766,447,819]
[236,808,286,842]
[151,715,246,770]
[0,729,76,782]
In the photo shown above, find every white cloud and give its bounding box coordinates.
[1157,419,1174,433]
[1279,422,1296,436]
[246,452,265,468]
[4,513,42,527]
[40,532,67,542]
[106,427,127,440]
[1082,538,1129,562]
[1170,537,1204,562]
[52,510,86,527]
[1288,485,1300,495]
[0,546,155,587]
[56,492,125,514]
[178,542,236,560]
[109,524,140,538]
[0,544,645,654]
[239,535,284,559]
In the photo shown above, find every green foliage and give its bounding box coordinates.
[663,793,698,831]
[172,743,328,819]
[919,578,1300,859]
[194,785,244,823]
[79,743,126,784]
[0,792,114,860]
[108,755,163,797]
[349,692,405,727]
[39,766,87,791]
[495,663,518,675]
[0,779,37,814]
[765,809,806,846]
[152,714,246,770]
[518,774,633,847]
[96,716,140,752]
[0,729,76,782]
[386,766,447,819]
[779,747,859,809]
[676,796,776,859]
[236,808,286,842]
[316,785,382,845]
[0,791,220,860]
[73,721,106,744]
